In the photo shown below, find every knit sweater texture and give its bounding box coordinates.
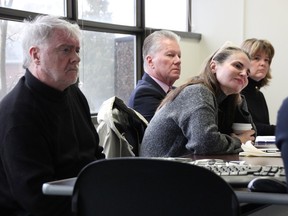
[140,84,252,157]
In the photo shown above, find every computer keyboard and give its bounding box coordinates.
[189,159,286,187]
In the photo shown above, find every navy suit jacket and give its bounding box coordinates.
[128,73,166,122]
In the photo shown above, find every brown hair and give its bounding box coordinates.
[157,46,250,110]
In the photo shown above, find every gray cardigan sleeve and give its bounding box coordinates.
[172,85,242,154]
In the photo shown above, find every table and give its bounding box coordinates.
[42,155,288,205]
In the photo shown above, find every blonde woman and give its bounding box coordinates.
[241,38,275,135]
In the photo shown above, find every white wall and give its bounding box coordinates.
[176,0,288,124]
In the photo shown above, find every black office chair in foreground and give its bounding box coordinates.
[72,158,240,216]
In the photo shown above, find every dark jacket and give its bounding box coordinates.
[276,97,288,184]
[128,72,166,122]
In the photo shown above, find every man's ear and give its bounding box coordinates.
[146,55,155,69]
[210,60,217,74]
[29,46,40,65]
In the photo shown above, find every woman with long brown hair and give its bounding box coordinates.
[140,43,256,157]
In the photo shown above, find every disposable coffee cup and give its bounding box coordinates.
[232,123,252,135]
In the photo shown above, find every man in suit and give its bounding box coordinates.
[128,30,181,122]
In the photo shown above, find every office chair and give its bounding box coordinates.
[72,158,240,216]
[97,96,148,158]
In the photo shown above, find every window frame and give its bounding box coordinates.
[0,0,201,114]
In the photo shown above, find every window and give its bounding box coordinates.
[0,0,200,113]
[79,31,135,113]
[0,0,65,16]
[78,0,136,26]
[0,20,23,99]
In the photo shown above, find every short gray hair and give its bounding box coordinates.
[21,15,81,69]
[142,30,181,70]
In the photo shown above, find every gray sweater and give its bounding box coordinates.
[140,84,246,157]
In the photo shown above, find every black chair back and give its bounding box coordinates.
[72,158,239,216]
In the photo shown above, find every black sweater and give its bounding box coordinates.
[0,70,103,216]
[242,78,275,135]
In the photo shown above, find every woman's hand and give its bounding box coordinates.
[231,129,256,144]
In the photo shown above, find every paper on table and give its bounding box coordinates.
[239,140,281,157]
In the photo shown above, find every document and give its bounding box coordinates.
[239,141,280,157]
